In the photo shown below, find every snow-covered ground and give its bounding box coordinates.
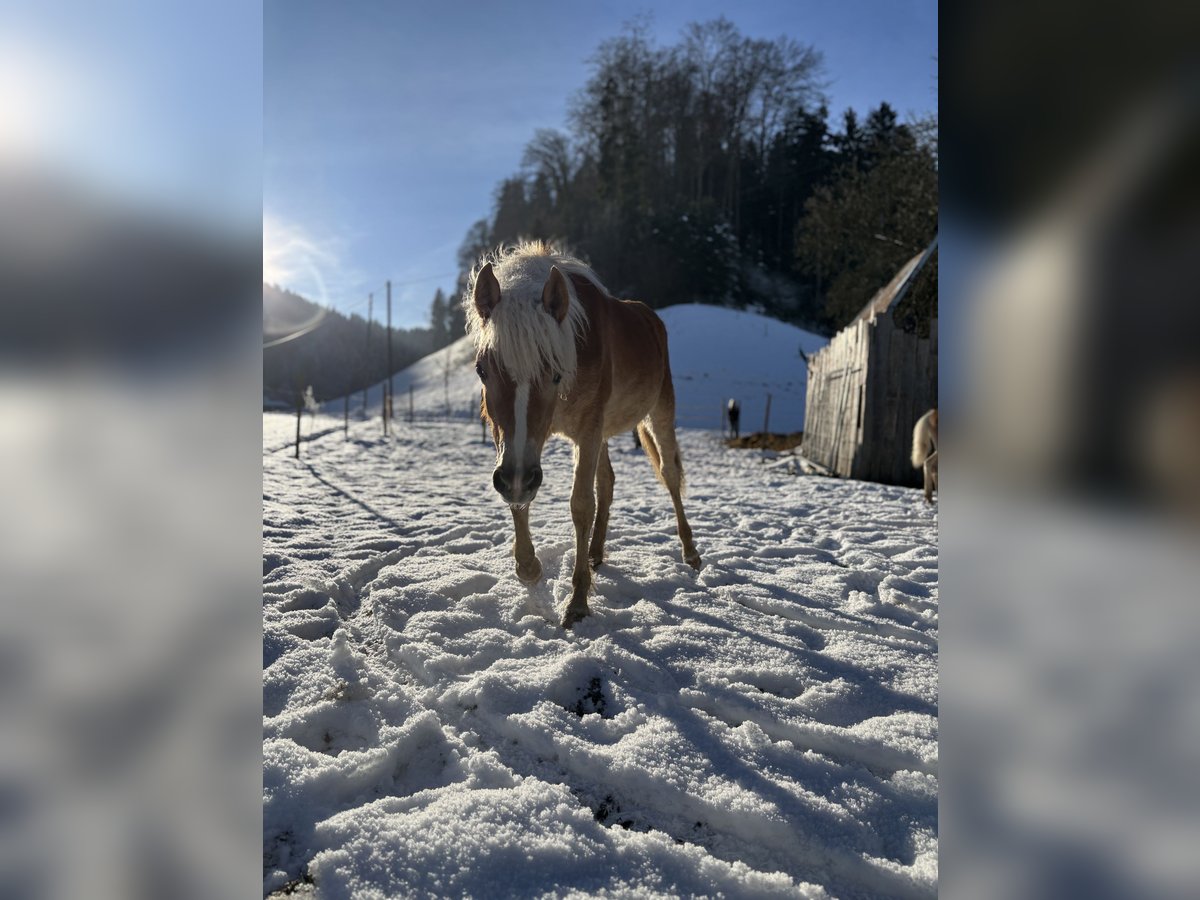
[656,304,827,432]
[265,411,349,454]
[319,304,827,433]
[263,413,938,898]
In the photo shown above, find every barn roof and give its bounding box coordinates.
[853,234,939,324]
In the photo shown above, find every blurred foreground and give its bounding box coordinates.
[943,2,1200,897]
[0,2,261,898]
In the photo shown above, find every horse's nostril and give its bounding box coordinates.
[492,468,510,494]
[525,467,543,492]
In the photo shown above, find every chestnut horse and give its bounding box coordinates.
[911,408,938,503]
[465,242,701,627]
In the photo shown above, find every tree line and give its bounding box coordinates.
[440,17,936,338]
[265,17,937,410]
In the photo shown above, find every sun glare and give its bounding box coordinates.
[262,216,288,286]
[0,42,67,162]
[262,214,335,308]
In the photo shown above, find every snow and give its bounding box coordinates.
[265,411,347,453]
[263,411,938,898]
[655,304,827,431]
[320,304,828,433]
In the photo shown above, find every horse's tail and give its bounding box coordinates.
[912,412,933,468]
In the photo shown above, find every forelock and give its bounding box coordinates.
[463,241,598,389]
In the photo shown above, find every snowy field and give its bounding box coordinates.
[265,411,349,454]
[263,414,938,898]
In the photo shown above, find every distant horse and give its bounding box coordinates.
[911,408,938,502]
[466,241,702,628]
[727,399,741,439]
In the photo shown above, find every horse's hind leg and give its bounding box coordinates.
[589,441,614,570]
[511,505,541,583]
[924,450,938,503]
[641,405,702,571]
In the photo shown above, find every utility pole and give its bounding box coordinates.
[385,280,393,435]
[363,293,372,416]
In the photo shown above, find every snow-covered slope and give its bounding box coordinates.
[263,416,938,897]
[324,304,827,432]
[657,304,827,431]
[323,337,482,423]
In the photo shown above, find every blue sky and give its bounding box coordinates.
[265,0,937,329]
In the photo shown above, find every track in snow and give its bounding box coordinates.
[263,414,938,899]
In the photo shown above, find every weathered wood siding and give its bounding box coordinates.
[802,318,869,477]
[802,313,937,487]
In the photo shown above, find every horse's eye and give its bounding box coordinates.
[476,363,486,381]
[552,373,562,385]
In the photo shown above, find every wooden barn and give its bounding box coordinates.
[800,238,938,487]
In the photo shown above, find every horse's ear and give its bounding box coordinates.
[542,266,570,323]
[473,263,501,321]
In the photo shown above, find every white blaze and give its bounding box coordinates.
[512,381,530,489]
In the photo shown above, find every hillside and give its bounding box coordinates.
[657,304,828,431]
[325,304,827,432]
[264,283,325,339]
[264,283,435,409]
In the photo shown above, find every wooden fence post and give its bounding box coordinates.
[385,280,393,434]
[760,393,772,462]
[363,292,372,417]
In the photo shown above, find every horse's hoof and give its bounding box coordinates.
[588,554,604,571]
[684,550,702,571]
[561,604,589,629]
[515,558,542,584]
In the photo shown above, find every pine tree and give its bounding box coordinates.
[445,290,466,341]
[430,289,448,350]
[794,111,938,329]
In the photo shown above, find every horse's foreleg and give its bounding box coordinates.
[511,505,542,583]
[589,442,614,570]
[562,438,601,628]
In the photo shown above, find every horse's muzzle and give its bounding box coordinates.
[493,465,542,505]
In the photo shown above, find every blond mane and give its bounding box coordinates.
[463,240,601,391]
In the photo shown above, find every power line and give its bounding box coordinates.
[367,275,459,322]
[340,272,458,314]
[263,270,459,348]
[338,283,388,314]
[392,271,459,288]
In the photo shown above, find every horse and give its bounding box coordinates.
[464,241,702,628]
[911,408,938,503]
[727,398,741,439]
